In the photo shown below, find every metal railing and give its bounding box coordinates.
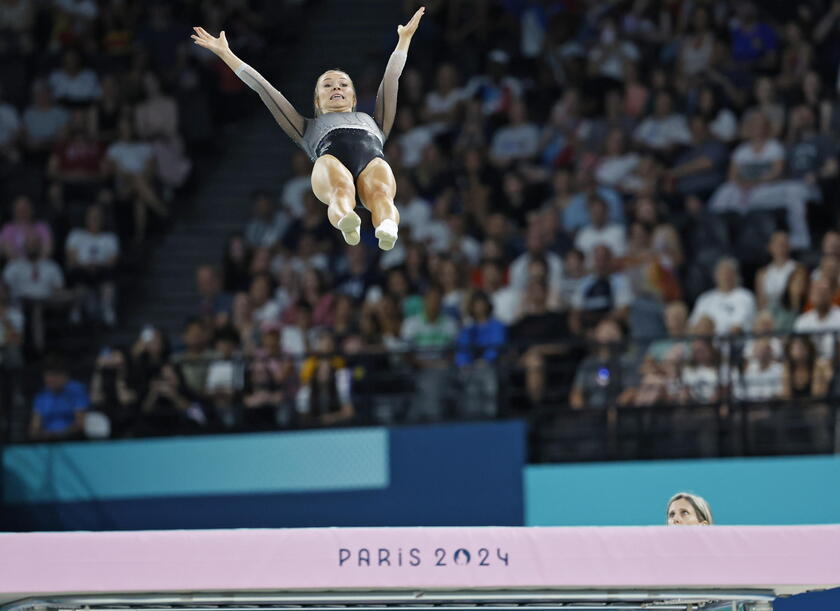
[3,330,839,462]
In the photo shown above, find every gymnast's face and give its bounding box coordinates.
[667,499,708,526]
[315,70,356,114]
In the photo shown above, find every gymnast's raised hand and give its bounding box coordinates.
[191,7,425,251]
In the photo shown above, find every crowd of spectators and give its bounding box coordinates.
[22,0,840,446]
[0,1,309,423]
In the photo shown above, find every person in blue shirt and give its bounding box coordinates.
[29,357,89,441]
[456,291,506,418]
[730,3,778,64]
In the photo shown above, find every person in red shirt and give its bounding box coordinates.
[47,108,105,201]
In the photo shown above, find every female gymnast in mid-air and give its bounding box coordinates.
[191,7,425,251]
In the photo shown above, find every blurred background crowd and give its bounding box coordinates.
[3,0,840,461]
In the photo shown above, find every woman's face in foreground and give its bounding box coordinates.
[667,498,708,525]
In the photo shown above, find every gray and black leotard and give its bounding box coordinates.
[235,50,407,178]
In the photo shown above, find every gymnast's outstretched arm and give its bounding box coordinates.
[374,7,425,138]
[191,26,306,145]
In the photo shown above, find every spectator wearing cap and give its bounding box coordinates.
[66,204,120,326]
[689,257,756,335]
[29,356,89,441]
[569,244,633,335]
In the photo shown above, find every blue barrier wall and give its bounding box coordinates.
[1,421,526,531]
[526,455,840,526]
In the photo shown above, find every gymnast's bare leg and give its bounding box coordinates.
[310,154,361,245]
[357,158,400,251]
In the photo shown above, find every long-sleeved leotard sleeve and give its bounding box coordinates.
[235,63,307,145]
[373,50,407,139]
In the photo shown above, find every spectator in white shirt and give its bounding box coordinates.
[396,107,435,168]
[689,257,757,335]
[794,277,840,358]
[479,258,521,326]
[574,195,627,266]
[48,49,101,106]
[2,235,66,352]
[708,113,811,249]
[422,63,464,134]
[509,224,563,295]
[2,235,64,301]
[489,100,540,168]
[595,128,640,191]
[587,17,641,81]
[248,273,281,326]
[65,205,120,326]
[633,90,692,153]
[734,338,784,401]
[104,117,166,243]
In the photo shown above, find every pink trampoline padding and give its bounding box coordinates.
[0,526,838,595]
